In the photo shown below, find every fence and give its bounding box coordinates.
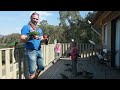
[0,43,97,79]
[0,48,18,79]
[61,43,96,58]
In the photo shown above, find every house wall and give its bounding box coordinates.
[93,11,120,68]
[102,21,111,51]
[115,19,120,69]
[101,12,120,52]
[106,21,111,51]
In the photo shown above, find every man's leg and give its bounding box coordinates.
[23,56,29,79]
[26,50,37,79]
[35,50,45,78]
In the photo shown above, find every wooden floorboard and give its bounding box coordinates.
[38,60,62,79]
[38,58,120,79]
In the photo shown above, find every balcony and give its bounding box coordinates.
[0,43,120,79]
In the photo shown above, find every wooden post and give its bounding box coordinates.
[18,49,22,79]
[65,44,67,57]
[83,43,85,58]
[62,44,64,57]
[5,49,10,79]
[12,49,17,79]
[45,45,49,65]
[0,51,2,78]
[23,48,29,79]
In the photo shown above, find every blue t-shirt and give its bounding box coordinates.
[21,25,43,50]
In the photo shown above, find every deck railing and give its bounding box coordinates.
[0,48,18,79]
[0,43,97,79]
[61,43,96,58]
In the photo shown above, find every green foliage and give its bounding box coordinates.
[39,20,66,43]
[39,11,100,44]
[29,31,40,36]
[6,40,19,47]
[59,11,82,42]
[0,11,100,47]
[0,33,20,48]
[58,11,101,44]
[0,45,5,49]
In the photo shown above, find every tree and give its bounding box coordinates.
[39,20,49,35]
[59,11,84,42]
[59,11,99,43]
[84,11,102,44]
[0,33,20,44]
[39,20,65,43]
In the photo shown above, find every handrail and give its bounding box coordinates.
[0,43,99,79]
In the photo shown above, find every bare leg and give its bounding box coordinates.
[28,73,36,79]
[34,69,41,79]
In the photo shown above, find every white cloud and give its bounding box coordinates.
[30,11,53,21]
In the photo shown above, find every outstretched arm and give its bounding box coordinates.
[20,35,28,43]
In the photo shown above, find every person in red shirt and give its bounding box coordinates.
[70,41,79,76]
[43,35,49,45]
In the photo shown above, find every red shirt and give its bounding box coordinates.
[70,47,78,60]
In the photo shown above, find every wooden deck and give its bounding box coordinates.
[38,57,120,79]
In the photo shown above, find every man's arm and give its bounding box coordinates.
[20,25,29,43]
[20,35,28,43]
[39,36,44,40]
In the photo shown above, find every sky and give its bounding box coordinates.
[0,11,93,35]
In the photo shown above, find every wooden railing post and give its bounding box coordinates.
[42,45,46,66]
[18,49,22,79]
[62,44,64,57]
[12,49,17,79]
[23,48,29,79]
[65,44,67,57]
[5,49,10,79]
[0,51,2,78]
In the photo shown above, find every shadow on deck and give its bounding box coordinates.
[38,57,120,79]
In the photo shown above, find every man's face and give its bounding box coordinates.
[31,14,39,25]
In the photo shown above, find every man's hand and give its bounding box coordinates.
[33,35,44,40]
[33,35,39,39]
[20,35,28,43]
[39,36,44,40]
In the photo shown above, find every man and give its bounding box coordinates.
[20,12,45,79]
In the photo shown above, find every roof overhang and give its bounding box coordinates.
[91,11,113,28]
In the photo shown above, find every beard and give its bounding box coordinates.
[32,21,38,25]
